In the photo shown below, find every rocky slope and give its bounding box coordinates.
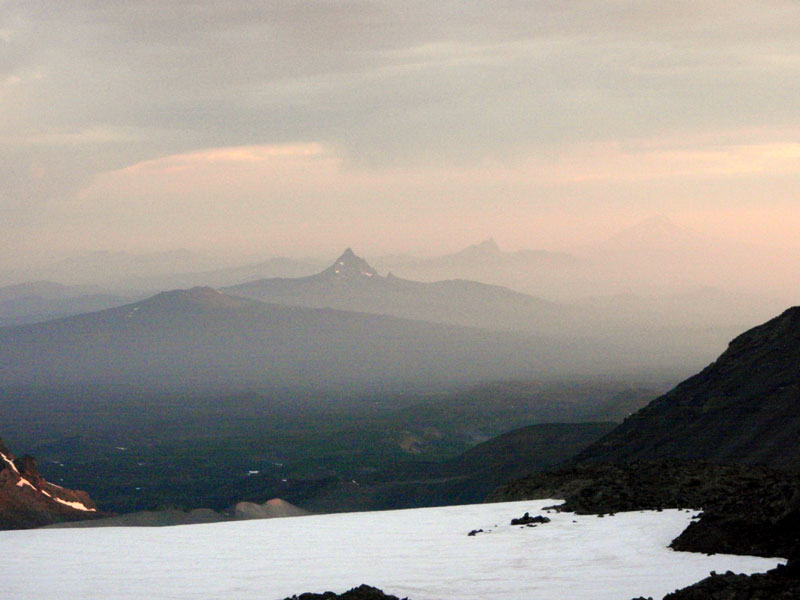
[283,585,407,600]
[0,437,103,529]
[488,308,800,596]
[489,460,800,560]
[574,306,800,470]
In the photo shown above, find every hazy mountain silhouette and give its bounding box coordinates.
[226,248,574,335]
[121,256,324,292]
[0,286,578,391]
[0,280,135,326]
[373,239,583,294]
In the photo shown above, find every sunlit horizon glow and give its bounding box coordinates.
[1,1,799,270]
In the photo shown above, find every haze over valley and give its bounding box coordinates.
[2,2,799,598]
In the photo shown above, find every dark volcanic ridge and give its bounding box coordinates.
[575,306,800,470]
[283,584,407,600]
[488,460,800,560]
[0,437,103,529]
[484,306,800,597]
[660,561,800,599]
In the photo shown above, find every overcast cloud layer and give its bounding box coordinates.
[2,1,799,266]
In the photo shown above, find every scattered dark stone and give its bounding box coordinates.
[662,562,800,599]
[467,529,483,536]
[282,584,408,600]
[510,512,551,525]
[489,460,800,561]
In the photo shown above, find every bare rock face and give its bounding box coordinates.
[283,584,407,600]
[0,437,104,529]
[574,306,800,470]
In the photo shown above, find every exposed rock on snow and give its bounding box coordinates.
[283,584,406,600]
[0,437,102,529]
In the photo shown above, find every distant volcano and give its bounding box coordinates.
[318,248,380,280]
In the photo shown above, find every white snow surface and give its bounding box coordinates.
[15,477,35,490]
[0,451,20,474]
[51,496,97,512]
[0,500,783,600]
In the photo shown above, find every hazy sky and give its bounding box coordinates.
[2,1,799,266]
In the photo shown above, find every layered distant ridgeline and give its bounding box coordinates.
[225,248,572,335]
[575,306,800,470]
[0,285,573,391]
[0,437,102,529]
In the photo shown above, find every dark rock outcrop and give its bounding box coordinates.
[489,460,800,560]
[510,512,550,525]
[575,307,800,470]
[283,584,407,600]
[662,562,800,599]
[1,437,104,529]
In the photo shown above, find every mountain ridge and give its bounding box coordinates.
[573,305,800,469]
[0,285,575,391]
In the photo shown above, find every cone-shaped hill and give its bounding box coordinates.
[0,286,572,391]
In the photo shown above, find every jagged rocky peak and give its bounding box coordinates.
[323,248,380,279]
[1,436,103,530]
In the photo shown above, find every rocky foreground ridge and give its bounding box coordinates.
[0,437,103,529]
[487,307,800,598]
[283,584,407,600]
[575,306,800,470]
[489,461,800,560]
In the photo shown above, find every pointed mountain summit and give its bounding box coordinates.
[319,248,380,280]
[455,237,502,258]
[224,248,571,336]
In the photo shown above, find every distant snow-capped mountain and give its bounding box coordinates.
[225,248,571,335]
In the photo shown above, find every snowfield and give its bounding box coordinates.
[0,500,783,600]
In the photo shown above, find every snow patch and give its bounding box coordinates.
[0,451,20,474]
[16,478,35,490]
[52,497,96,512]
[0,500,782,600]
